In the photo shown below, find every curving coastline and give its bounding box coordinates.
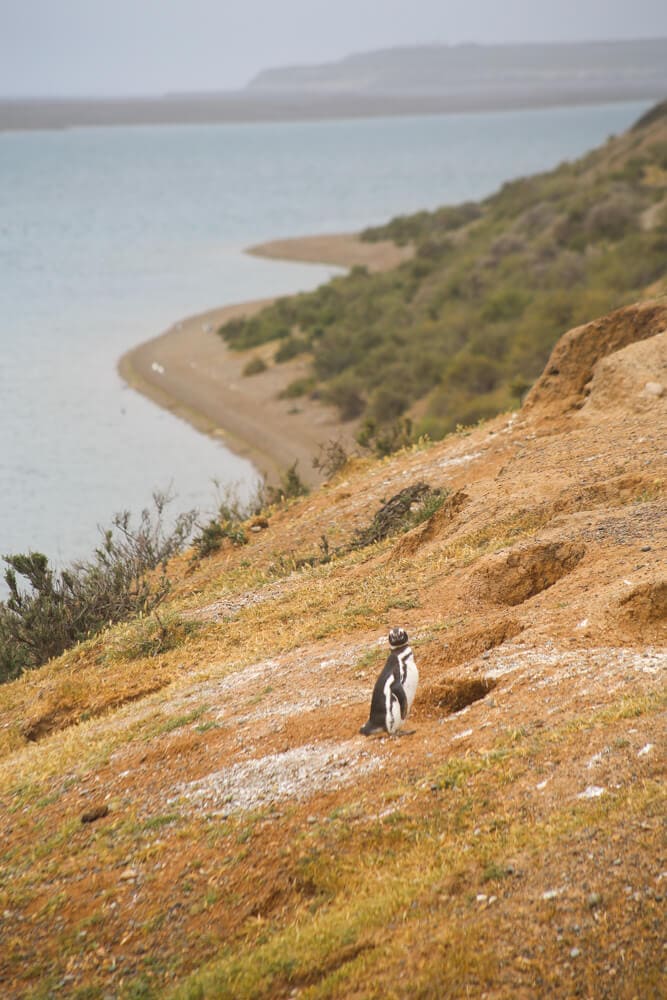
[118,233,411,486]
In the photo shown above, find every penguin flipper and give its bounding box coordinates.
[392,680,408,720]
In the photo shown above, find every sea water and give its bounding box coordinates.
[0,101,650,574]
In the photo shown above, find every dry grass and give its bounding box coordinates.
[169,706,665,1000]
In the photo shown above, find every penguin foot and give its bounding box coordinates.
[397,729,416,737]
[359,723,385,736]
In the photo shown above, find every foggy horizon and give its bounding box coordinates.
[2,0,667,99]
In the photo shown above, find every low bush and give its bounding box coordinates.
[352,482,446,549]
[274,335,309,363]
[323,373,366,421]
[191,518,247,559]
[243,356,267,376]
[357,417,415,457]
[267,462,309,503]
[107,611,201,662]
[278,377,316,400]
[312,439,349,478]
[0,493,197,682]
[191,480,267,561]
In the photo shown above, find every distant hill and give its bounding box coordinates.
[247,38,667,102]
[3,39,667,132]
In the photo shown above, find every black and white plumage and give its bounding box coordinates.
[360,628,419,736]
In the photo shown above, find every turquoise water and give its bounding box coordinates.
[0,101,650,572]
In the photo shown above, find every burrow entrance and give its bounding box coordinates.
[416,675,496,721]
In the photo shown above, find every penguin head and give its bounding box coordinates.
[388,627,408,649]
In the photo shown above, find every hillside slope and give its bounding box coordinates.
[0,298,665,998]
[220,101,667,441]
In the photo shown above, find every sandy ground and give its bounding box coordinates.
[118,233,410,487]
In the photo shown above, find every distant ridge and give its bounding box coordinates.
[2,39,666,132]
[247,38,667,99]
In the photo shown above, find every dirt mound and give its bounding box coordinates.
[473,541,586,606]
[420,618,523,673]
[524,300,667,417]
[394,489,469,557]
[552,473,659,515]
[21,677,169,742]
[582,328,667,413]
[618,579,667,625]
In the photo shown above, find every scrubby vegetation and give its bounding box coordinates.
[242,355,267,376]
[351,482,446,549]
[0,494,196,683]
[219,102,667,441]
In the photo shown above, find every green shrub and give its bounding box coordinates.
[191,518,247,559]
[108,611,201,662]
[190,480,268,561]
[352,482,446,548]
[357,417,414,457]
[0,494,196,680]
[585,195,639,241]
[267,462,309,504]
[481,288,531,323]
[367,384,410,424]
[323,373,365,421]
[243,356,267,376]
[312,439,349,478]
[274,335,309,363]
[278,377,316,400]
[444,353,503,395]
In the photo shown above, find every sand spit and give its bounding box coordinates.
[118,233,408,486]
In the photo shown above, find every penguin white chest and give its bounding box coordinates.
[398,648,419,712]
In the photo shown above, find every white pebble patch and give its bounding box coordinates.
[174,740,383,817]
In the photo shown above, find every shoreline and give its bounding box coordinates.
[118,233,411,487]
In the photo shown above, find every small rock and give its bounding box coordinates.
[119,868,138,882]
[640,545,652,552]
[588,892,602,908]
[637,743,654,757]
[570,947,581,959]
[578,785,605,799]
[81,804,109,824]
[542,889,561,901]
[642,381,664,398]
[476,893,487,903]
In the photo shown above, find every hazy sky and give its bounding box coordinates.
[2,0,666,97]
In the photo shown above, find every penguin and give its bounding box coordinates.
[360,627,419,736]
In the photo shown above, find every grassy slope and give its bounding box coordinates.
[219,102,667,438]
[0,294,665,998]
